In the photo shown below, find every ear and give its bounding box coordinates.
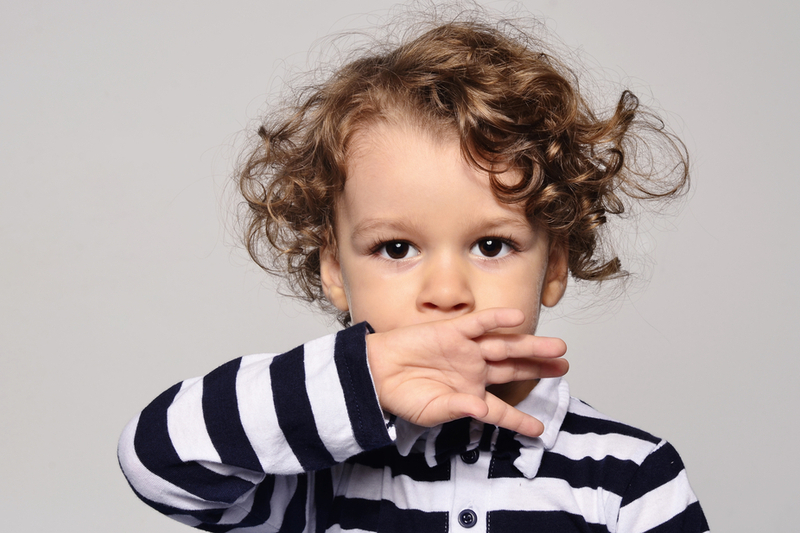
[320,247,349,312]
[541,240,568,308]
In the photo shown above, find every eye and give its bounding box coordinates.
[377,241,419,260]
[471,238,513,258]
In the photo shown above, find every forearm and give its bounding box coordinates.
[118,322,392,528]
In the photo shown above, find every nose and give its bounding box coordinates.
[416,252,475,315]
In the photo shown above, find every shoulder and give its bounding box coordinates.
[555,397,662,465]
[548,398,709,532]
[538,397,665,503]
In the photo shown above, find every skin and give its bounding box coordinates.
[320,119,569,438]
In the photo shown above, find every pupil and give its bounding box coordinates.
[386,242,408,259]
[479,239,501,257]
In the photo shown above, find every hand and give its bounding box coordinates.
[365,308,568,438]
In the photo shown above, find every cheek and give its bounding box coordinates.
[346,278,422,332]
[515,293,542,334]
[486,267,544,332]
[341,270,398,329]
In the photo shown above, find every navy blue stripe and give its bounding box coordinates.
[238,477,277,527]
[271,345,335,470]
[479,423,497,451]
[435,417,471,462]
[203,358,262,472]
[643,501,709,533]
[488,510,609,533]
[254,475,277,514]
[488,453,522,478]
[561,412,660,444]
[328,496,376,531]
[314,470,334,533]
[620,442,684,506]
[196,476,277,532]
[495,427,522,456]
[488,428,523,478]
[538,452,638,494]
[488,437,646,493]
[133,382,254,503]
[349,446,451,482]
[329,497,448,533]
[334,322,392,451]
[279,474,308,533]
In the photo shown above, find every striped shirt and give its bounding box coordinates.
[118,323,709,532]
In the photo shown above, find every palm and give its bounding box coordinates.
[365,308,568,438]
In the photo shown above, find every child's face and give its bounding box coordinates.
[321,120,567,335]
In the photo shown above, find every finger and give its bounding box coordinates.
[484,357,569,384]
[477,335,567,361]
[477,392,545,438]
[420,393,489,424]
[453,308,526,339]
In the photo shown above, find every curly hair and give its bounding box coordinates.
[238,17,688,325]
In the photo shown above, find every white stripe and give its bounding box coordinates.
[265,475,300,531]
[486,476,616,525]
[304,334,365,461]
[237,353,303,475]
[618,469,698,533]
[335,464,385,499]
[168,375,264,484]
[335,462,455,514]
[118,414,229,510]
[194,459,265,484]
[213,465,300,530]
[551,431,655,463]
[334,460,618,526]
[167,377,220,464]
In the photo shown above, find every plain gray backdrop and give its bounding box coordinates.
[2,0,798,531]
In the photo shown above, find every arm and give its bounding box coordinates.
[119,310,568,530]
[616,441,710,533]
[118,322,391,530]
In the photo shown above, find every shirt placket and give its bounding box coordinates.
[449,447,491,532]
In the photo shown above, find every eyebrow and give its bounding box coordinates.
[349,219,422,241]
[473,217,535,233]
[349,216,534,241]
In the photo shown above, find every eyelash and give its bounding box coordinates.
[368,236,521,261]
[370,240,420,260]
[470,236,520,259]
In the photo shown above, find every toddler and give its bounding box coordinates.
[119,13,709,533]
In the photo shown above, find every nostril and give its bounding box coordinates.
[420,300,472,312]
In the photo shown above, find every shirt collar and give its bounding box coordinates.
[388,378,571,479]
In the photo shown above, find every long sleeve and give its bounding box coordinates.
[117,322,392,531]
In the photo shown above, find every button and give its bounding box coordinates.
[458,509,477,528]
[460,449,479,464]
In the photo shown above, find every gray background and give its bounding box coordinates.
[2,0,797,531]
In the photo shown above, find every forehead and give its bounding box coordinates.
[337,120,530,230]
